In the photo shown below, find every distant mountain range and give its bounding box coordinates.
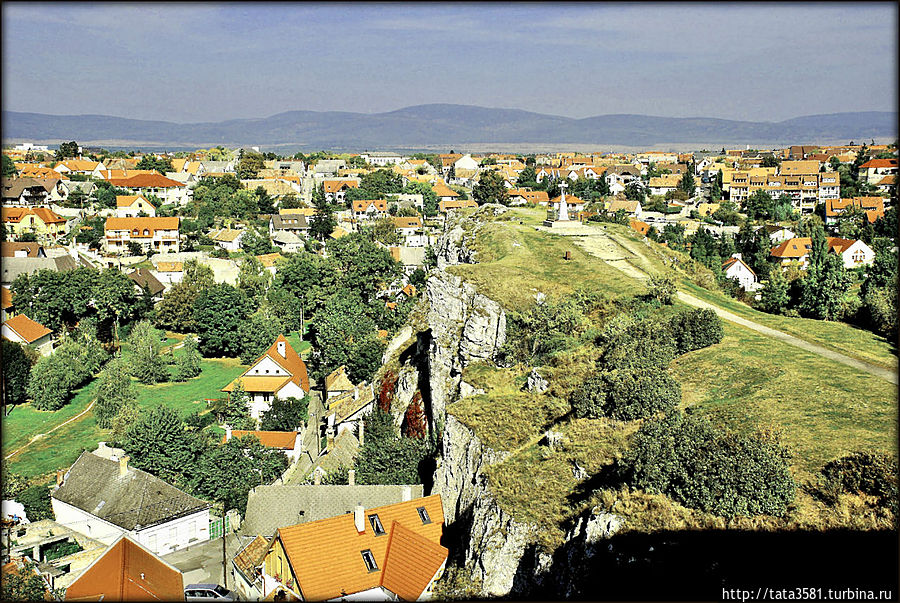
[2,104,896,152]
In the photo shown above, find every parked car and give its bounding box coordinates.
[184,584,237,601]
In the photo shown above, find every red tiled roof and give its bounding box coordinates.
[859,159,897,169]
[3,314,52,343]
[225,430,298,449]
[107,174,185,188]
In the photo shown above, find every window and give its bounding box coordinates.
[262,393,271,402]
[361,549,378,572]
[417,507,431,524]
[369,514,385,536]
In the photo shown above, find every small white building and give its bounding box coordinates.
[210,228,245,252]
[222,334,310,420]
[831,237,875,269]
[1,313,54,356]
[115,195,156,218]
[722,255,758,291]
[51,452,210,557]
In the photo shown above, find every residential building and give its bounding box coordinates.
[52,452,210,556]
[127,268,165,299]
[438,199,477,213]
[269,213,310,241]
[859,158,898,184]
[209,228,245,252]
[221,334,310,420]
[507,189,549,206]
[153,261,184,286]
[432,181,460,204]
[323,179,360,204]
[53,159,107,178]
[242,484,424,538]
[607,199,642,218]
[722,255,758,291]
[324,382,375,438]
[2,313,54,356]
[770,237,874,269]
[223,428,304,463]
[825,197,885,225]
[779,160,821,175]
[1,241,47,258]
[103,216,180,254]
[325,365,356,401]
[874,174,896,195]
[2,177,55,206]
[388,246,426,276]
[50,180,96,206]
[763,225,796,244]
[63,534,185,601]
[1,206,68,240]
[1,254,79,288]
[260,495,448,601]
[548,194,587,213]
[106,174,192,205]
[648,174,682,197]
[351,199,388,222]
[392,216,427,246]
[232,535,270,600]
[115,195,156,218]
[361,152,404,167]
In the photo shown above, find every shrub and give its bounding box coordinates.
[173,336,202,381]
[668,308,724,355]
[622,411,795,518]
[821,452,898,503]
[601,316,675,371]
[647,274,677,305]
[572,368,680,421]
[17,484,53,521]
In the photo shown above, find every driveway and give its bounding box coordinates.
[162,533,245,590]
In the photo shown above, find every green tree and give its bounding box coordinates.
[668,308,724,354]
[136,155,174,174]
[647,274,677,305]
[121,405,205,485]
[624,181,645,202]
[27,335,107,411]
[2,154,18,178]
[572,368,680,421]
[94,356,137,428]
[473,171,509,206]
[223,381,255,429]
[173,335,203,381]
[679,170,696,197]
[238,312,284,364]
[240,228,276,256]
[758,266,791,314]
[326,233,402,303]
[56,141,79,160]
[262,286,304,333]
[761,155,780,168]
[274,252,340,317]
[237,255,272,308]
[126,320,169,384]
[2,340,31,407]
[255,186,276,214]
[516,165,538,188]
[193,284,253,357]
[622,410,795,518]
[309,293,386,383]
[309,183,337,240]
[355,407,430,485]
[237,151,266,179]
[2,564,49,601]
[799,251,851,321]
[372,217,400,245]
[402,181,438,217]
[744,189,774,220]
[260,396,309,431]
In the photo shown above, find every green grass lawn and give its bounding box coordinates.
[679,280,898,370]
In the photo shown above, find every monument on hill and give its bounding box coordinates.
[543,181,581,228]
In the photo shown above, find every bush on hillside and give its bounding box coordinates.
[668,308,724,355]
[572,368,680,421]
[622,410,795,518]
[821,451,898,504]
[600,316,675,371]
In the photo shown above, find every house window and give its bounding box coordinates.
[361,549,378,572]
[368,514,385,536]
[262,393,271,403]
[417,507,431,524]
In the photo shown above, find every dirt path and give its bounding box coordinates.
[4,400,97,461]
[552,225,897,385]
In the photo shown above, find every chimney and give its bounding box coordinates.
[225,425,232,441]
[354,504,365,533]
[277,340,286,358]
[358,421,364,446]
[353,388,359,401]
[326,427,335,449]
[348,469,356,486]
[313,470,322,486]
[119,456,130,477]
[56,469,66,487]
[401,486,412,502]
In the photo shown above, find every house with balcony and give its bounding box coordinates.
[859,158,898,184]
[1,206,68,240]
[323,179,360,204]
[103,216,180,254]
[106,173,192,205]
[352,199,388,222]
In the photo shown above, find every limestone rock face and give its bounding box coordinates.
[525,367,549,393]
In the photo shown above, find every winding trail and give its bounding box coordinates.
[4,400,97,461]
[537,222,898,385]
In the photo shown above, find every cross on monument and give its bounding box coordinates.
[558,180,570,221]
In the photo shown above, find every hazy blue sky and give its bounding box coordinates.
[2,3,897,123]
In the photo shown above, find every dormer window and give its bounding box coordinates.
[361,549,378,572]
[368,514,385,536]
[417,507,431,525]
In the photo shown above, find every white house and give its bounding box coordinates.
[351,199,388,222]
[115,195,156,218]
[51,452,210,557]
[106,173,192,205]
[453,154,479,172]
[209,228,244,252]
[222,334,310,421]
[1,313,54,356]
[103,216,180,254]
[361,152,404,167]
[830,237,875,269]
[722,255,758,291]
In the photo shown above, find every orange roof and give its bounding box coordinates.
[1,206,67,225]
[275,494,446,601]
[385,301,398,310]
[107,174,185,188]
[57,159,101,172]
[770,237,813,259]
[352,199,388,212]
[155,261,183,272]
[115,195,155,208]
[225,430,298,448]
[825,197,884,222]
[722,256,756,277]
[877,174,896,186]
[1,287,12,310]
[19,166,66,180]
[629,219,650,236]
[392,217,422,229]
[222,375,292,393]
[1,241,44,257]
[401,284,417,297]
[224,334,310,394]
[105,216,179,237]
[279,207,316,216]
[549,194,585,206]
[3,314,52,343]
[438,199,477,211]
[380,521,448,601]
[431,182,459,198]
[64,536,184,601]
[256,252,283,268]
[99,169,157,180]
[510,190,549,203]
[859,158,897,169]
[323,180,359,193]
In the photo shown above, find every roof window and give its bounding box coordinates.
[417,507,431,525]
[369,514,385,536]
[361,549,378,572]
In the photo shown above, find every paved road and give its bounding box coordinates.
[163,533,245,589]
[541,222,898,385]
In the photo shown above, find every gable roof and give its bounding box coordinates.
[274,494,446,600]
[380,521,449,601]
[325,365,355,393]
[549,194,586,206]
[243,484,425,538]
[391,216,422,229]
[104,217,179,235]
[1,241,45,257]
[52,452,209,531]
[155,261,183,272]
[629,219,650,236]
[63,535,184,602]
[128,268,165,296]
[3,313,52,343]
[116,195,155,209]
[1,256,79,285]
[325,384,376,425]
[209,227,243,242]
[1,206,66,225]
[431,182,459,198]
[225,430,298,449]
[859,158,898,169]
[770,237,813,259]
[255,252,283,268]
[722,256,756,277]
[323,180,359,193]
[224,335,309,394]
[233,535,269,586]
[107,174,185,189]
[351,199,388,213]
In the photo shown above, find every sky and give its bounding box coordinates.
[2,2,897,123]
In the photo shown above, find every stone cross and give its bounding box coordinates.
[558,180,570,221]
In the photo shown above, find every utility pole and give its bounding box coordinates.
[221,512,227,589]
